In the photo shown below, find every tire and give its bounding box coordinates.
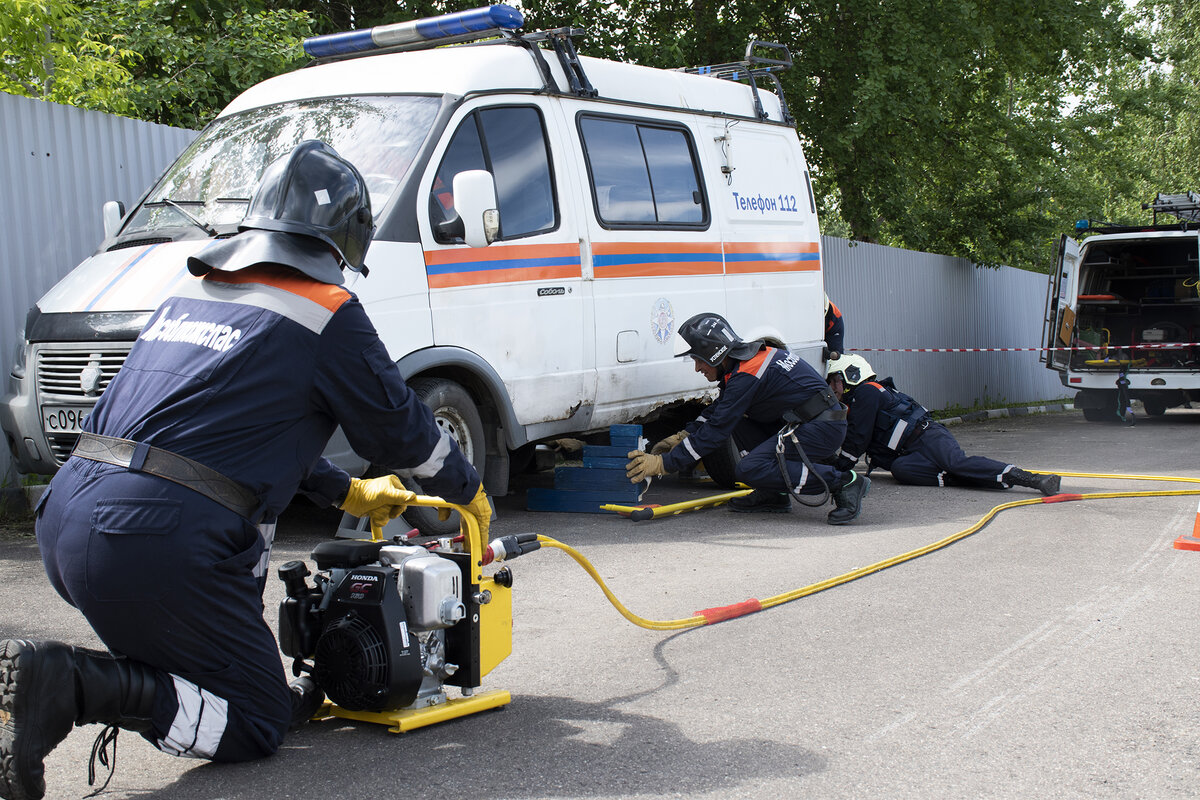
[1079,390,1119,423]
[701,436,742,488]
[389,377,486,537]
[1142,397,1168,416]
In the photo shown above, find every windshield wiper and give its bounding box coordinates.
[143,198,218,236]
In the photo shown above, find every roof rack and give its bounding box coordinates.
[1143,191,1200,225]
[677,41,794,125]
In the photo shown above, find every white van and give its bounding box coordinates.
[1042,192,1200,421]
[1,5,826,530]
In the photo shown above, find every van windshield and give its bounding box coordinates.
[122,95,441,236]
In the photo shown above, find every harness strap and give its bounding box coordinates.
[73,432,262,522]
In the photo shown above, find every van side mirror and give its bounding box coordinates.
[102,200,126,239]
[451,171,500,247]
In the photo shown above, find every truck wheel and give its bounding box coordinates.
[1142,397,1167,416]
[1079,390,1119,423]
[393,377,486,537]
[701,436,741,488]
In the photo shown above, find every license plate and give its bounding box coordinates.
[42,405,91,434]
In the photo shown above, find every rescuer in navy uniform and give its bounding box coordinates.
[824,294,845,360]
[0,141,492,800]
[626,313,869,524]
[826,354,1062,494]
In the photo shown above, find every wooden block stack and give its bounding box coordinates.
[526,424,644,513]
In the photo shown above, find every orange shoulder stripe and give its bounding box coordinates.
[204,265,351,314]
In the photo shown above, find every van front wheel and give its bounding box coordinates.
[391,377,486,537]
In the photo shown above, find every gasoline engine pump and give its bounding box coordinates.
[276,499,539,732]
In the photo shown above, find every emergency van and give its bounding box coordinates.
[0,5,826,532]
[1042,191,1200,421]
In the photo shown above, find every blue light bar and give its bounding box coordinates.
[304,4,524,59]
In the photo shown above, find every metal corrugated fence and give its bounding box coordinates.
[821,237,1069,412]
[0,94,1070,486]
[0,92,196,485]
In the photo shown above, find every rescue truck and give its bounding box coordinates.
[1,5,827,532]
[1042,191,1200,422]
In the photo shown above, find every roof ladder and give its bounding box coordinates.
[1144,191,1200,225]
[678,41,794,125]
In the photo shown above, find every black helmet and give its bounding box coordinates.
[674,313,762,367]
[189,140,374,284]
[243,140,374,272]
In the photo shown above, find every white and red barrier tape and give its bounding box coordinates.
[849,343,1200,353]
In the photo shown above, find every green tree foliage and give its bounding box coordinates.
[1069,0,1200,228]
[0,0,136,114]
[1,0,313,129]
[86,0,315,130]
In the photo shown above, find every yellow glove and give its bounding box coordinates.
[460,484,492,539]
[339,475,417,538]
[650,430,688,455]
[625,451,666,483]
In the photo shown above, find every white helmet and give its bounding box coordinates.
[825,353,875,387]
[824,293,830,314]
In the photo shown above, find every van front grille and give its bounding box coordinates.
[36,348,129,399]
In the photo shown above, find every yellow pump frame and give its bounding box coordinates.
[311,495,511,733]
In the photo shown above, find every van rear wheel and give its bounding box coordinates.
[387,377,486,537]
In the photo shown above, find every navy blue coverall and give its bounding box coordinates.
[824,301,845,356]
[837,379,1018,488]
[662,346,851,495]
[36,263,479,762]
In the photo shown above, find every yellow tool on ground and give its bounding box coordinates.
[602,487,754,520]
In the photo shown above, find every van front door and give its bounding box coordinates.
[419,101,592,442]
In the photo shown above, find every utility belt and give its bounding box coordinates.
[782,388,847,425]
[72,432,262,522]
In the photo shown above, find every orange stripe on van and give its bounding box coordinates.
[204,265,351,313]
[423,242,582,288]
[723,241,821,274]
[592,241,723,279]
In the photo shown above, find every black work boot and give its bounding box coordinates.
[0,639,158,800]
[827,472,870,525]
[0,640,78,800]
[288,677,325,730]
[1007,468,1062,496]
[728,490,792,513]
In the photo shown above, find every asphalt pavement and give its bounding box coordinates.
[1,409,1198,799]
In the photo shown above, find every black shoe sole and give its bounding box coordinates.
[0,639,40,800]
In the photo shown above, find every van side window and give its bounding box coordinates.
[578,115,708,228]
[430,106,557,243]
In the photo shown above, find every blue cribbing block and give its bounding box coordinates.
[610,435,642,450]
[608,423,642,439]
[582,456,631,470]
[582,445,634,459]
[526,488,632,513]
[553,466,639,495]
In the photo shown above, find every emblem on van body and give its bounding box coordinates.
[80,358,103,397]
[651,299,674,344]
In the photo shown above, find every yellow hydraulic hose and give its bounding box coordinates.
[535,470,1200,632]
